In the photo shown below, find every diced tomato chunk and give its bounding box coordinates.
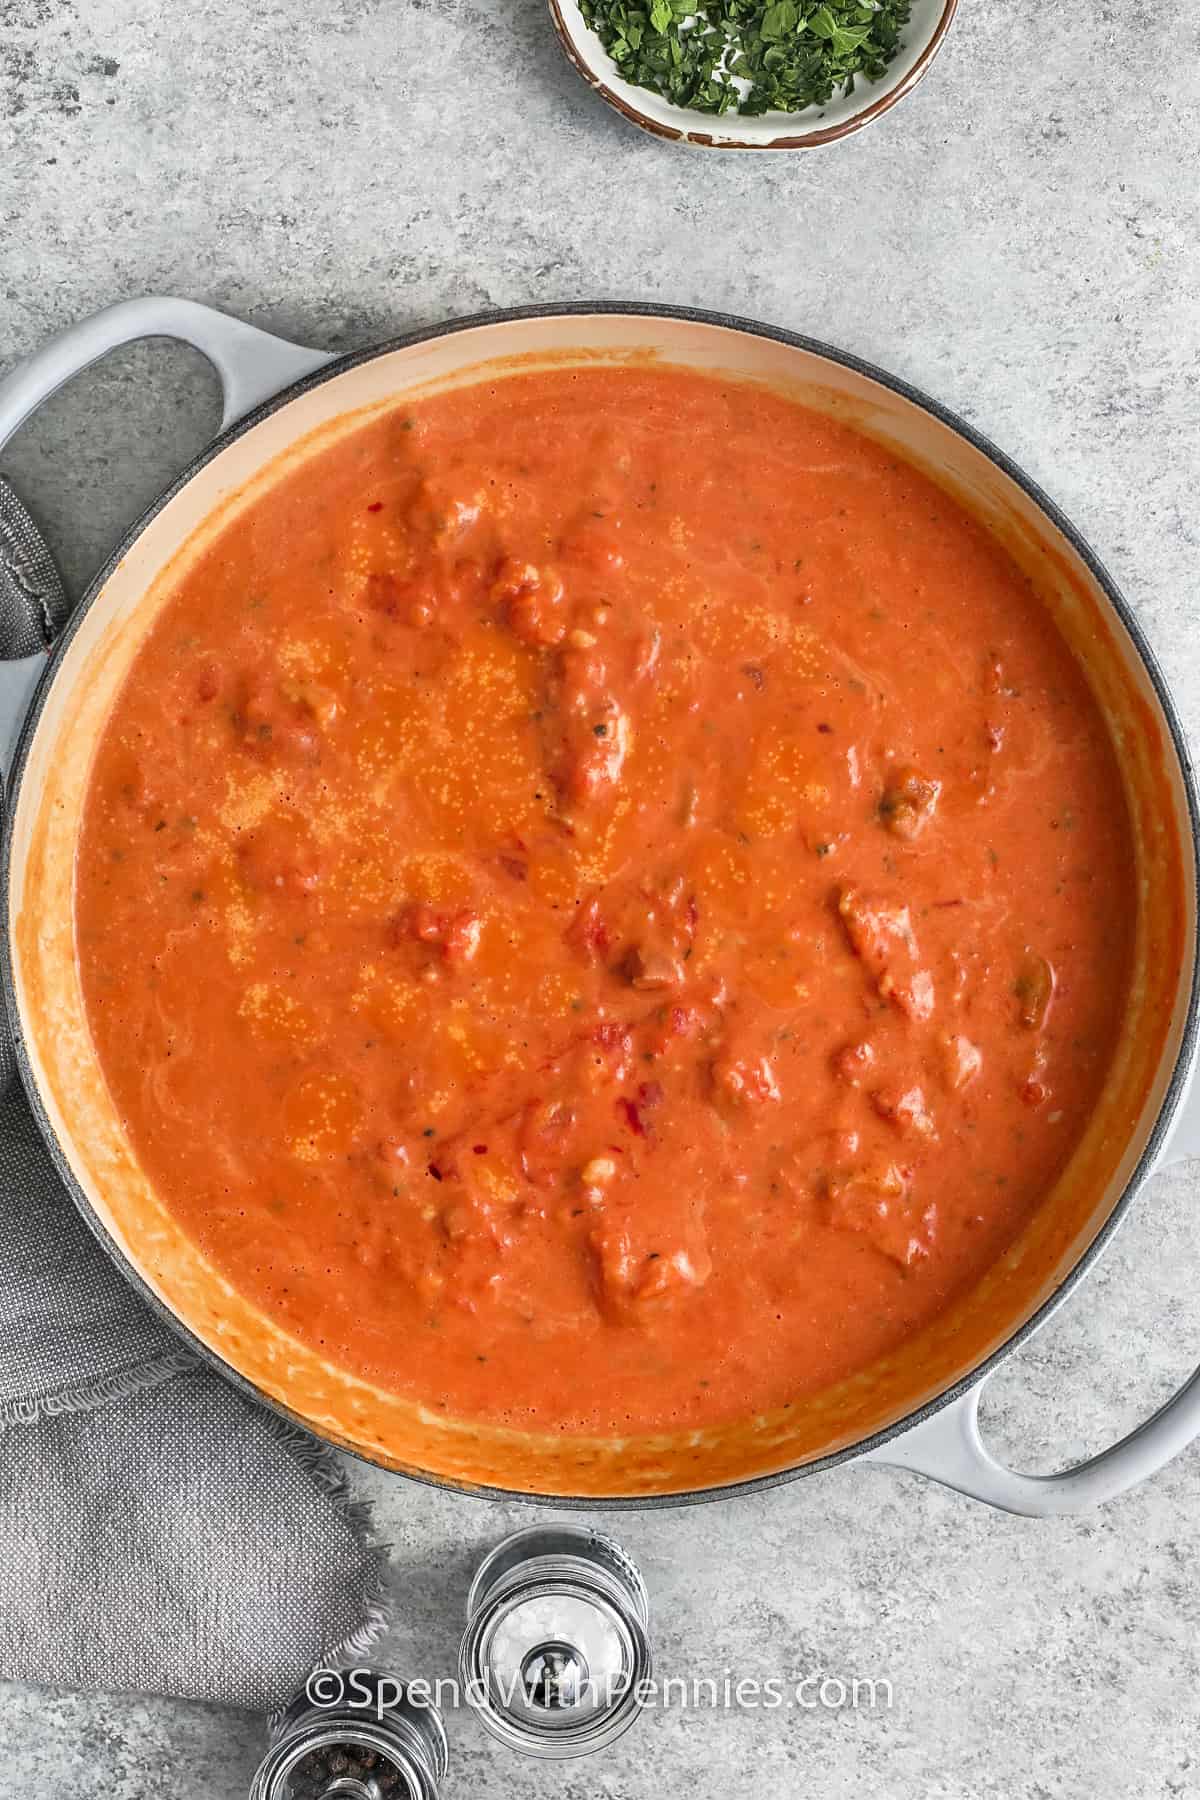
[408,479,484,547]
[375,1138,410,1169]
[1015,952,1055,1031]
[364,570,439,627]
[943,1035,983,1091]
[836,886,935,1023]
[549,642,631,806]
[825,1163,936,1268]
[492,557,566,647]
[626,944,685,990]
[1019,1046,1051,1107]
[232,677,322,765]
[879,767,942,840]
[391,903,482,965]
[836,886,918,966]
[870,1083,938,1141]
[567,896,612,962]
[710,1051,781,1112]
[237,819,321,898]
[636,1245,711,1301]
[617,1081,664,1139]
[558,517,626,575]
[579,1022,635,1089]
[878,968,936,1022]
[443,912,482,963]
[832,1041,875,1087]
[589,1220,711,1318]
[517,1098,577,1187]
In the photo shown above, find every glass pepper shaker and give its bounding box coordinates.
[459,1523,652,1759]
[250,1670,448,1800]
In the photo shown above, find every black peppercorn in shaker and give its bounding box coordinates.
[251,1670,448,1800]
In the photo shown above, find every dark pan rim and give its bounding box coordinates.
[3,300,1197,1509]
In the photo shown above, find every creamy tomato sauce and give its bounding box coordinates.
[76,367,1136,1436]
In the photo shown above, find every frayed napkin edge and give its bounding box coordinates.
[2,1348,395,1706]
[257,1408,395,1677]
[0,1346,199,1426]
[8,1365,396,1668]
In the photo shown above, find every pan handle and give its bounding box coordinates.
[1158,1057,1200,1167]
[862,1365,1200,1515]
[0,294,333,453]
[868,1056,1200,1513]
[0,296,334,770]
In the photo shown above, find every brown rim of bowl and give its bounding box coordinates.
[547,0,960,149]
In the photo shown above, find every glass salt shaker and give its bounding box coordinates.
[459,1523,652,1759]
[250,1670,448,1800]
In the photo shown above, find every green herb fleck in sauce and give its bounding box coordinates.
[578,0,913,117]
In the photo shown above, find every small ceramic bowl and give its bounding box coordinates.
[548,0,959,149]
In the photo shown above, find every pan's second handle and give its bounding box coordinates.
[0,294,333,454]
[863,1364,1200,1516]
[0,296,335,769]
[1158,1057,1200,1168]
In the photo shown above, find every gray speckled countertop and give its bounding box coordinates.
[3,2,1200,1795]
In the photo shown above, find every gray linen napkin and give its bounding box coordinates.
[0,477,390,1709]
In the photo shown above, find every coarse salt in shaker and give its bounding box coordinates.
[459,1523,652,1759]
[250,1670,448,1800]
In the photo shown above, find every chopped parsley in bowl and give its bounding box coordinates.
[549,0,958,148]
